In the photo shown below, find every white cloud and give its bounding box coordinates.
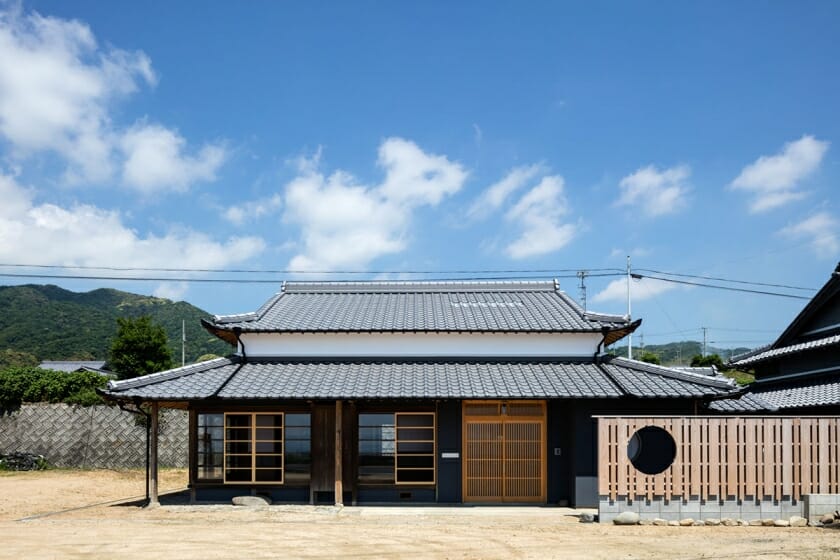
[153,282,188,301]
[778,212,839,258]
[0,6,224,192]
[504,176,577,259]
[731,135,829,213]
[377,137,467,206]
[615,165,690,217]
[121,123,226,193]
[472,123,482,146]
[468,164,545,219]
[283,139,467,271]
[224,193,283,226]
[0,7,151,183]
[592,276,680,304]
[0,171,265,295]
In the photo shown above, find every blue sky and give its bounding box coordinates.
[1,1,839,353]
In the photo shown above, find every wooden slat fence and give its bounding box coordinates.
[597,416,840,501]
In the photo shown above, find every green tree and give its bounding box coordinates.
[690,353,725,368]
[639,351,661,365]
[0,367,107,415]
[0,349,39,369]
[109,316,173,379]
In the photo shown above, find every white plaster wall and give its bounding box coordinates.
[239,331,601,358]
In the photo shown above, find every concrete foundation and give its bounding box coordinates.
[598,495,807,524]
[803,494,840,523]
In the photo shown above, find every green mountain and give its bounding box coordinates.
[0,284,233,365]
[607,340,753,366]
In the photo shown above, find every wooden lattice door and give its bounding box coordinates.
[463,401,546,503]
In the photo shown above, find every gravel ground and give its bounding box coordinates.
[1,469,838,559]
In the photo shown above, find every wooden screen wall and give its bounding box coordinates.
[598,416,840,501]
[463,400,546,503]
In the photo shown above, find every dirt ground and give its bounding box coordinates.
[1,469,839,559]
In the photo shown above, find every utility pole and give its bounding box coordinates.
[577,270,588,311]
[626,255,632,360]
[702,326,707,358]
[181,319,186,367]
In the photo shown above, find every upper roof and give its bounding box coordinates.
[731,262,840,368]
[102,355,736,402]
[202,280,638,345]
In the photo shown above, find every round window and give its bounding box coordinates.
[627,426,676,475]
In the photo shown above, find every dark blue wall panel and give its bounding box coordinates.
[436,400,462,503]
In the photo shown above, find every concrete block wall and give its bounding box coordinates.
[598,496,804,524]
[0,403,187,468]
[803,494,840,522]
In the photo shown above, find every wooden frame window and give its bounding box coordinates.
[224,413,284,484]
[358,412,435,485]
[395,412,435,484]
[284,413,312,485]
[197,413,224,481]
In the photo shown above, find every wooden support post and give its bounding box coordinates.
[147,402,160,507]
[335,400,343,506]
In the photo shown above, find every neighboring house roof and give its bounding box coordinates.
[708,391,774,412]
[709,374,840,412]
[748,375,840,411]
[730,333,840,367]
[202,280,639,346]
[39,360,107,373]
[671,366,718,377]
[102,355,736,402]
[731,262,840,368]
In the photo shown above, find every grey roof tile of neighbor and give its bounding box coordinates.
[749,376,840,410]
[104,356,736,401]
[39,360,107,372]
[708,392,774,412]
[730,333,840,366]
[208,280,631,333]
[709,375,840,412]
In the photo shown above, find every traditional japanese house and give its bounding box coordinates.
[714,262,840,414]
[101,280,740,506]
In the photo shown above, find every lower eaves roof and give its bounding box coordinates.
[709,373,840,412]
[102,355,736,402]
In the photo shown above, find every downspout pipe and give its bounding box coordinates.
[594,326,611,364]
[233,327,246,362]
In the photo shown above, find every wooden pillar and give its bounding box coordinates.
[335,400,343,506]
[147,402,160,507]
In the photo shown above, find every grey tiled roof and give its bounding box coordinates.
[600,357,735,398]
[207,280,631,334]
[40,360,107,372]
[710,375,840,412]
[671,366,718,377]
[708,392,774,412]
[749,376,840,410]
[103,356,737,401]
[730,333,840,367]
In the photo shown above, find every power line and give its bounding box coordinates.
[705,326,780,333]
[642,328,703,337]
[0,271,624,284]
[0,261,818,301]
[0,262,624,276]
[636,268,817,292]
[634,273,811,300]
